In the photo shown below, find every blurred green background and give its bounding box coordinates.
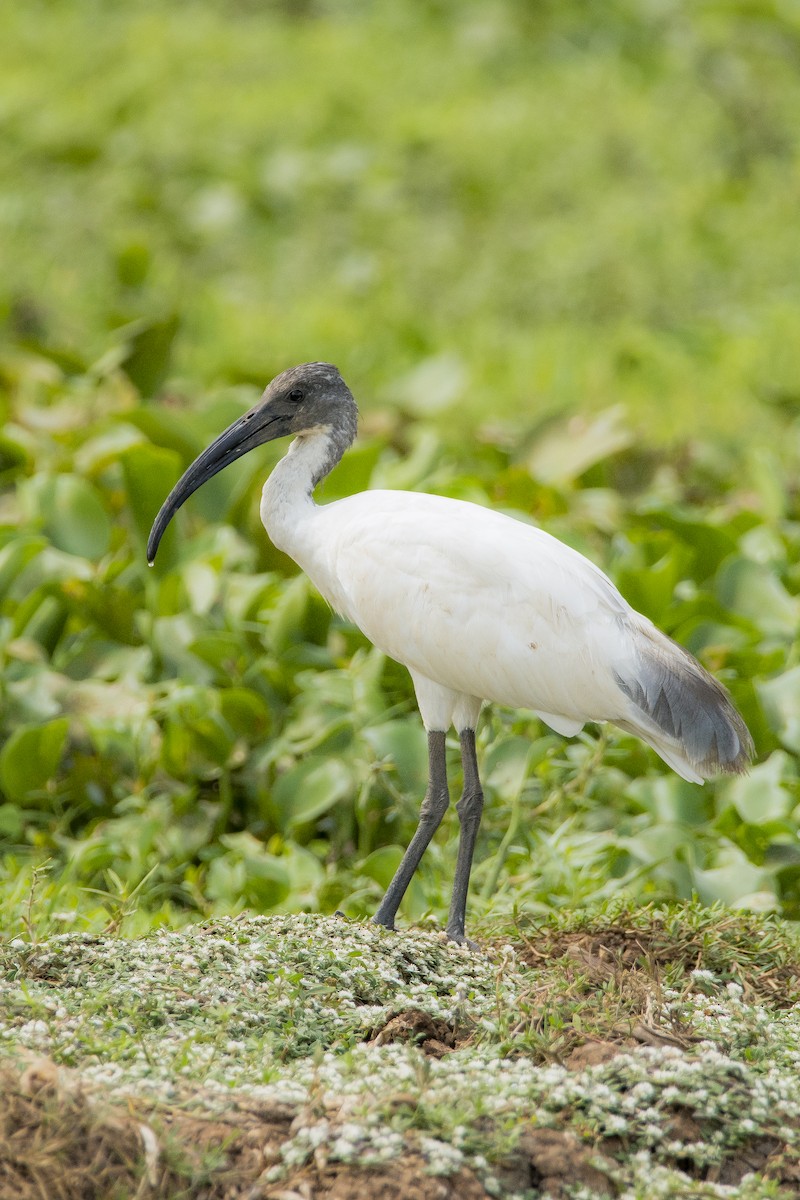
[1,0,798,935]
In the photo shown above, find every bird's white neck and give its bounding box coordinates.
[260,426,343,556]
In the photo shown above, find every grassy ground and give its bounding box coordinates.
[2,6,800,1195]
[2,902,800,1198]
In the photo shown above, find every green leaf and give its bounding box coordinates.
[270,756,353,833]
[358,846,403,889]
[527,405,634,484]
[483,736,534,796]
[0,717,69,804]
[0,804,24,838]
[120,442,181,570]
[0,535,47,602]
[690,847,772,910]
[363,719,428,794]
[758,666,800,753]
[717,557,799,639]
[26,474,112,559]
[117,314,180,397]
[218,687,272,740]
[208,832,291,910]
[725,752,795,824]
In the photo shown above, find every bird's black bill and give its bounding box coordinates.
[146,405,288,564]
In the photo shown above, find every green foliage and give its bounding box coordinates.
[0,349,798,932]
[0,0,799,933]
[2,1,800,439]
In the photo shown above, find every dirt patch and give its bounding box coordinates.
[712,1136,800,1188]
[367,1008,460,1057]
[585,1108,800,1193]
[503,925,695,1063]
[476,1125,620,1198]
[512,916,800,1008]
[563,1039,632,1070]
[0,1056,292,1200]
[660,1120,800,1190]
[260,1155,489,1200]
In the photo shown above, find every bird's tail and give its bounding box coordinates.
[613,621,753,784]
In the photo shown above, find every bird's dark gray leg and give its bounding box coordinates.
[372,730,449,931]
[445,729,484,947]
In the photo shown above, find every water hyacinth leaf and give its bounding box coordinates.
[363,719,428,794]
[268,575,313,654]
[526,405,633,485]
[26,474,112,559]
[270,756,353,833]
[0,428,30,484]
[717,557,799,638]
[117,313,179,397]
[757,667,800,753]
[182,561,219,615]
[20,594,67,654]
[273,844,326,911]
[358,845,404,889]
[615,541,693,625]
[114,239,151,288]
[0,717,69,804]
[690,847,771,909]
[483,736,534,796]
[126,405,204,463]
[0,536,46,602]
[218,687,272,740]
[637,510,738,580]
[0,804,23,838]
[73,423,147,476]
[208,832,291,909]
[319,440,383,502]
[120,442,181,570]
[385,353,468,416]
[188,632,248,676]
[626,774,712,827]
[725,752,796,824]
[76,580,140,645]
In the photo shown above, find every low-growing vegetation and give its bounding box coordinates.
[2,903,800,1198]
[1,2,799,1196]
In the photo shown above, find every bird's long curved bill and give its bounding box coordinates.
[147,407,284,564]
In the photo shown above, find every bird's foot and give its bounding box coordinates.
[370,914,396,932]
[444,924,480,951]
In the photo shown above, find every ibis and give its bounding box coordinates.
[148,362,753,945]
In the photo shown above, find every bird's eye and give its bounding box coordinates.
[288,388,305,403]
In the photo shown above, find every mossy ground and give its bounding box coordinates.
[1,902,800,1198]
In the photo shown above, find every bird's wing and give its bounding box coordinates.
[311,491,636,723]
[302,490,751,781]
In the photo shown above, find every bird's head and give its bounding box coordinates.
[146,361,357,564]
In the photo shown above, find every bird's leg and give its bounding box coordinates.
[372,730,449,931]
[445,729,484,947]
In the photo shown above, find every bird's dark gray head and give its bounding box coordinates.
[146,361,357,564]
[262,362,358,441]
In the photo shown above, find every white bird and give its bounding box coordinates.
[148,362,753,945]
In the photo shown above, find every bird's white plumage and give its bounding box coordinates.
[149,363,751,944]
[261,431,712,781]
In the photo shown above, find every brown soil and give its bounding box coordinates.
[500,1128,618,1198]
[513,919,800,1008]
[260,1156,490,1200]
[367,1007,460,1057]
[3,1043,799,1199]
[0,1056,291,1200]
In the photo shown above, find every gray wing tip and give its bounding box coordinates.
[615,633,755,781]
[699,718,755,778]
